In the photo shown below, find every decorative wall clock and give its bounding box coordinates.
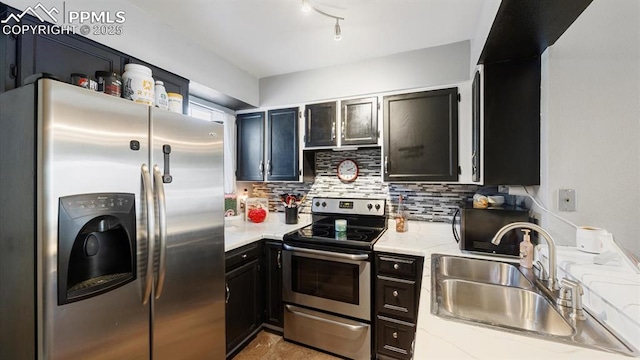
[337,159,359,182]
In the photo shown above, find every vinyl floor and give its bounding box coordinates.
[232,330,341,360]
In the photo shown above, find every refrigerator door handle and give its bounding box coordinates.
[153,165,168,300]
[141,164,155,305]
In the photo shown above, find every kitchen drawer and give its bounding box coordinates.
[225,242,261,272]
[376,276,416,321]
[377,254,418,278]
[376,315,415,360]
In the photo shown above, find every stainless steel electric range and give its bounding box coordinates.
[282,197,387,360]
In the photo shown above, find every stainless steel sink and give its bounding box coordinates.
[439,279,574,336]
[436,255,532,289]
[431,254,637,357]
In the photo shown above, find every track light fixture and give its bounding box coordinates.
[301,0,345,41]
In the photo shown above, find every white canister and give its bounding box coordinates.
[576,226,608,253]
[122,64,155,106]
[167,93,183,114]
[155,81,169,110]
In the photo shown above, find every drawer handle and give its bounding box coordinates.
[392,332,398,339]
[241,254,247,259]
[393,263,399,270]
[393,290,399,297]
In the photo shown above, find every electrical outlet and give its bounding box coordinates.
[558,189,576,211]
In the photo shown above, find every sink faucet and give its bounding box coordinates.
[491,222,558,290]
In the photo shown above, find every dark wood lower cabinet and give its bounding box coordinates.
[376,316,416,360]
[225,240,284,358]
[263,241,284,329]
[375,253,424,360]
[225,243,263,357]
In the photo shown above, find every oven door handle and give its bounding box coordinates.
[285,305,368,331]
[283,244,369,261]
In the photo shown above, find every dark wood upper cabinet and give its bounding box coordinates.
[18,17,122,87]
[383,88,459,182]
[267,108,299,181]
[1,4,189,113]
[482,57,540,185]
[304,101,337,147]
[236,112,265,181]
[341,97,378,146]
[479,0,593,64]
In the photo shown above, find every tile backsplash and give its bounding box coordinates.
[245,148,478,223]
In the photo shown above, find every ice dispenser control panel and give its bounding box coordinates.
[61,193,134,219]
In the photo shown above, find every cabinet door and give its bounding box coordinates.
[376,316,415,360]
[304,102,336,147]
[236,112,265,181]
[225,259,261,354]
[483,57,540,185]
[472,70,481,182]
[0,6,18,93]
[267,108,299,181]
[18,17,123,87]
[341,97,378,145]
[264,242,283,328]
[383,88,459,182]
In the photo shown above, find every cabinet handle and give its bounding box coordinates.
[471,151,477,175]
[393,290,399,297]
[277,250,282,269]
[384,156,389,174]
[225,283,230,304]
[331,122,336,140]
[266,160,271,176]
[393,263,399,270]
[259,160,264,176]
[342,111,346,139]
[307,109,311,141]
[392,332,398,339]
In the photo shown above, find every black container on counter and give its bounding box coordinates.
[285,207,298,224]
[70,73,89,89]
[95,71,122,97]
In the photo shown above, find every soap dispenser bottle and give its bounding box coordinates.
[519,229,534,268]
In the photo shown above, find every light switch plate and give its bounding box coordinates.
[558,189,577,211]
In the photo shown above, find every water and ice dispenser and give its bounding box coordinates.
[57,193,136,305]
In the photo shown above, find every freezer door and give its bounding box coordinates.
[150,108,225,359]
[39,79,151,359]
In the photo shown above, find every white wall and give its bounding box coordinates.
[538,0,640,257]
[468,0,501,77]
[259,41,470,107]
[3,0,260,106]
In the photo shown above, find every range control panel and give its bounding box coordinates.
[311,197,386,216]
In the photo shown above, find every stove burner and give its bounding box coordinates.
[335,233,366,241]
[283,198,388,250]
[299,227,330,238]
[354,228,374,234]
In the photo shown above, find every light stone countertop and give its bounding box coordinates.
[224,213,311,252]
[376,220,638,360]
[224,216,638,359]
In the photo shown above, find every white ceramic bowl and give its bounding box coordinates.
[487,196,505,206]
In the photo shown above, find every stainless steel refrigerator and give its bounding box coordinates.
[0,78,225,359]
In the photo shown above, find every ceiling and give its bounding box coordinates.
[125,0,490,79]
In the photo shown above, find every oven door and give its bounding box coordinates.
[282,244,371,321]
